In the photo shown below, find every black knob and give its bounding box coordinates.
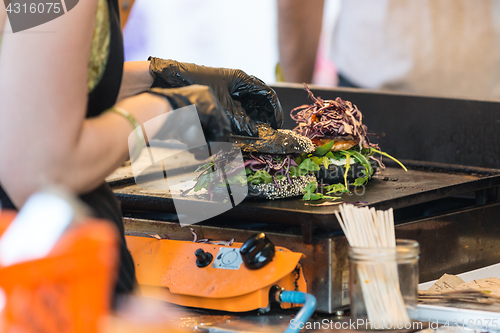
[240,233,275,270]
[195,248,213,268]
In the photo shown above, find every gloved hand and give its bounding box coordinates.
[148,57,284,137]
[148,85,231,145]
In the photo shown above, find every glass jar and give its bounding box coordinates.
[348,239,420,330]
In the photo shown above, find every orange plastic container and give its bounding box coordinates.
[0,209,119,333]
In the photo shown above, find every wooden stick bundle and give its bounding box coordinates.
[335,204,410,327]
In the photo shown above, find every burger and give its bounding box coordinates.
[184,123,318,200]
[291,85,406,192]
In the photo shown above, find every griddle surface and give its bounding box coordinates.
[109,161,500,232]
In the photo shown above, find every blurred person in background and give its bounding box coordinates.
[122,0,278,83]
[278,0,500,101]
[0,0,281,297]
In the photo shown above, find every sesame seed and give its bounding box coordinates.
[277,129,315,153]
[249,175,317,200]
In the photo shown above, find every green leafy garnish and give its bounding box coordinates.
[194,174,208,192]
[195,162,213,173]
[288,166,304,178]
[353,170,370,186]
[302,181,317,200]
[370,148,408,172]
[227,169,249,187]
[294,154,305,166]
[314,140,335,156]
[247,169,274,185]
[341,152,351,189]
[322,156,330,169]
[310,156,323,166]
[299,158,320,173]
[325,183,348,194]
[349,150,373,177]
[302,181,341,201]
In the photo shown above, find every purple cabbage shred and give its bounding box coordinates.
[291,84,378,151]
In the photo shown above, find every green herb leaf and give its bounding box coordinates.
[288,166,298,177]
[195,162,213,173]
[370,148,408,172]
[325,151,335,159]
[247,170,274,185]
[299,158,320,172]
[341,152,351,189]
[303,181,317,193]
[325,183,347,194]
[302,181,343,201]
[237,175,247,185]
[294,154,305,166]
[353,175,369,186]
[330,151,345,161]
[290,166,307,177]
[322,156,330,169]
[349,150,373,177]
[310,156,323,166]
[323,195,341,200]
[227,169,249,187]
[260,171,274,183]
[314,140,335,156]
[302,181,317,200]
[194,174,208,192]
[309,193,323,200]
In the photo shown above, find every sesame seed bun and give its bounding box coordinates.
[247,174,317,200]
[234,124,315,155]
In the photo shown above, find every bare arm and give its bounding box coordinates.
[0,1,169,207]
[277,0,324,83]
[0,1,6,34]
[117,61,154,101]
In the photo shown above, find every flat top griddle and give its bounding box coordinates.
[109,160,500,242]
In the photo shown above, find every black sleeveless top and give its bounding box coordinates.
[87,0,123,117]
[0,0,136,295]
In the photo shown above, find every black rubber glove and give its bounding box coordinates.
[148,57,284,137]
[148,85,231,145]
